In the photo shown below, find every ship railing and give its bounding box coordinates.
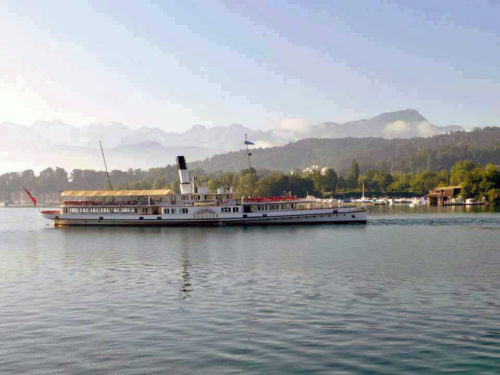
[61,200,208,208]
[62,200,156,206]
[243,196,300,203]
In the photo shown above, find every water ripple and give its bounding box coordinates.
[0,207,499,373]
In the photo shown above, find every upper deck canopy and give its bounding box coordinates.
[61,189,175,197]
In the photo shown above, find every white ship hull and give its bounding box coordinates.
[42,207,367,226]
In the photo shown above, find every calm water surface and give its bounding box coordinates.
[1,206,499,374]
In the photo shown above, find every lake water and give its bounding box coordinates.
[1,206,500,374]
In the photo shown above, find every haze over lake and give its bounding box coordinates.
[1,206,499,373]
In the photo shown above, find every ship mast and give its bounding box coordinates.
[99,141,113,190]
[245,134,255,198]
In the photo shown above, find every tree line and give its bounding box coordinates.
[1,159,498,205]
[204,160,499,204]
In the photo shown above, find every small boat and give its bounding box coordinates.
[464,198,485,206]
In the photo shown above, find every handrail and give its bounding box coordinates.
[244,196,299,203]
[62,201,148,206]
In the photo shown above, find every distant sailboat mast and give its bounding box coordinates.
[99,141,113,190]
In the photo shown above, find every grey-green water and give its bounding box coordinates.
[1,206,500,374]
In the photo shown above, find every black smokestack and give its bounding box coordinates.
[176,156,187,171]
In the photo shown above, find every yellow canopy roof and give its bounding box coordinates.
[61,189,175,197]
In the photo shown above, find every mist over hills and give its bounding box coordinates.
[0,109,483,173]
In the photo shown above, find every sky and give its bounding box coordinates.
[1,0,499,132]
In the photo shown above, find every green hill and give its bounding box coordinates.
[192,127,500,174]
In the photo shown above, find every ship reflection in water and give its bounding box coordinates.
[178,255,193,299]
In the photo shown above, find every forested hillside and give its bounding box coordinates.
[1,127,499,204]
[193,128,500,174]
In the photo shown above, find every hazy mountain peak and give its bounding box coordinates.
[0,110,472,173]
[373,109,427,123]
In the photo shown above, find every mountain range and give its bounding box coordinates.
[0,109,478,173]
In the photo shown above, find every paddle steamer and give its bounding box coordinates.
[41,156,367,226]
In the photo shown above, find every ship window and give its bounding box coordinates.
[164,208,169,214]
[171,208,176,214]
[233,207,239,212]
[142,208,148,213]
[181,208,188,214]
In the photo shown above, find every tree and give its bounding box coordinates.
[450,160,480,185]
[409,171,441,195]
[256,173,316,197]
[152,177,167,189]
[388,173,411,192]
[481,164,500,193]
[35,167,68,193]
[359,169,393,192]
[322,168,339,193]
[460,167,484,198]
[235,173,254,198]
[487,189,500,205]
[347,159,360,189]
